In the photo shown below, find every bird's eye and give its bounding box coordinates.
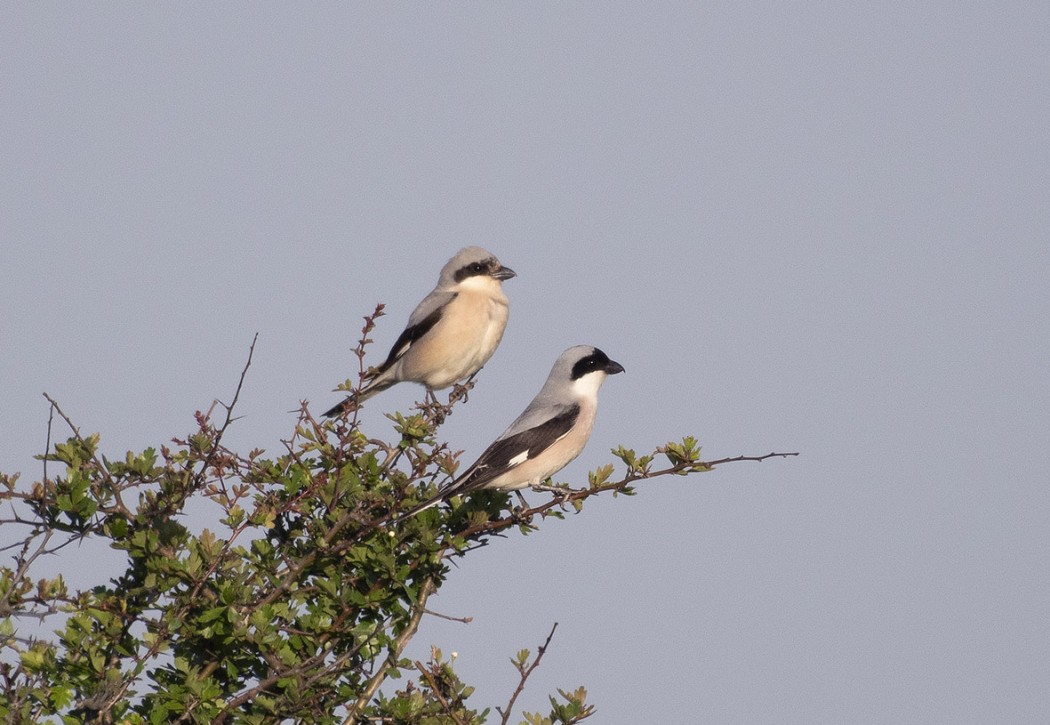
[470,262,484,273]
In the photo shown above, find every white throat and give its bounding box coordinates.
[571,371,606,401]
[455,274,503,294]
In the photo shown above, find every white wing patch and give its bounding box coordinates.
[508,450,530,467]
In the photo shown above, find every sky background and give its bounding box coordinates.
[2,4,1049,723]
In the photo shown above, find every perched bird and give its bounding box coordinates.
[401,345,625,518]
[324,246,516,416]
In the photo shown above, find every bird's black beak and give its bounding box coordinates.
[605,360,625,375]
[493,265,517,281]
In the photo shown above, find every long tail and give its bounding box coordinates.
[390,471,489,523]
[322,376,395,417]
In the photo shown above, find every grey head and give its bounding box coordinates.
[437,246,517,289]
[537,345,625,398]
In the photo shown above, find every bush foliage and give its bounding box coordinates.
[0,315,793,723]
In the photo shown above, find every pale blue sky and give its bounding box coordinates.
[2,4,1048,722]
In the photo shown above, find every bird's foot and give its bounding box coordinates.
[418,389,452,426]
[448,378,477,406]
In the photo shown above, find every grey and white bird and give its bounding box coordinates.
[324,247,516,416]
[401,345,625,518]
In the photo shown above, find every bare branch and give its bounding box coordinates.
[704,451,799,466]
[423,607,474,624]
[210,332,258,443]
[41,393,116,492]
[497,622,559,725]
[43,399,54,483]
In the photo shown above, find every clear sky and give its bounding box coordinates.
[2,4,1048,723]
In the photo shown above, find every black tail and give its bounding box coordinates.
[322,377,395,417]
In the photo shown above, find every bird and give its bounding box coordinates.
[324,246,516,416]
[399,345,625,519]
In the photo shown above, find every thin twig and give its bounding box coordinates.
[210,333,258,444]
[703,451,799,466]
[351,304,385,430]
[43,399,54,483]
[41,393,116,492]
[422,608,473,624]
[497,622,559,725]
[324,303,384,423]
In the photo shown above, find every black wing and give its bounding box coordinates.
[322,299,450,417]
[373,301,447,375]
[453,404,580,493]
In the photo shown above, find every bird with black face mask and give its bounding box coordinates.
[399,345,625,518]
[324,246,516,416]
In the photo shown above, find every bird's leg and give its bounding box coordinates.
[448,375,477,406]
[420,389,450,426]
[505,490,532,524]
[507,496,537,529]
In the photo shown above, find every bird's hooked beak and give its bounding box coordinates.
[493,265,517,281]
[604,359,625,375]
